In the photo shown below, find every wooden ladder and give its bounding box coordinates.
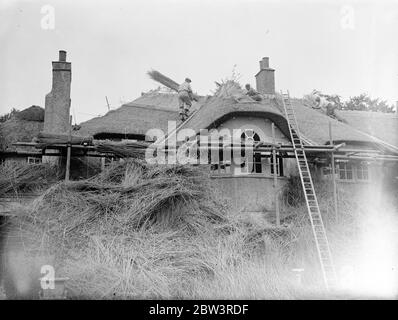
[280,91,337,290]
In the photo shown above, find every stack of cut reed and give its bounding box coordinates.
[36,132,93,147]
[94,140,150,159]
[0,161,61,196]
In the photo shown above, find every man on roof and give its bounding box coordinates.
[245,84,262,101]
[313,94,338,118]
[178,78,194,121]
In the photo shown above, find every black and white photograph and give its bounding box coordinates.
[0,0,397,308]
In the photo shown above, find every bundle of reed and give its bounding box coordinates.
[37,132,93,146]
[0,161,61,196]
[147,70,179,91]
[30,159,227,239]
[147,69,200,101]
[94,140,150,159]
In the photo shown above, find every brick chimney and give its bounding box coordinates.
[255,57,275,95]
[43,50,71,134]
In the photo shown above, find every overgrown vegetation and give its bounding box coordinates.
[0,161,62,197]
[1,160,397,299]
[0,108,19,123]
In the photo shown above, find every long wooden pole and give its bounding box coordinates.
[65,115,72,181]
[272,123,280,226]
[329,121,338,221]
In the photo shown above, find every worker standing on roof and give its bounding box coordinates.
[314,94,337,118]
[245,84,262,101]
[178,78,193,121]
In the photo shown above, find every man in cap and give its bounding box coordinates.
[245,84,262,101]
[178,78,193,121]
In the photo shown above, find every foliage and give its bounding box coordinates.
[343,93,395,113]
[0,108,19,123]
[305,90,395,113]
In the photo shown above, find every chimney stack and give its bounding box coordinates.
[255,57,275,95]
[43,50,72,134]
[59,50,67,62]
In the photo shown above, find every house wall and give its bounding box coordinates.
[211,115,293,213]
[216,116,290,145]
[211,175,288,213]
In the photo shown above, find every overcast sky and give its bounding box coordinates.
[1,0,397,123]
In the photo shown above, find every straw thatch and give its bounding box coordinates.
[78,103,179,138]
[78,91,392,148]
[147,70,200,101]
[29,159,227,238]
[94,140,149,159]
[0,161,61,196]
[36,132,93,146]
[180,95,290,137]
[78,92,206,138]
[335,110,398,147]
[0,118,43,152]
[15,106,44,122]
[277,98,381,146]
[147,70,180,92]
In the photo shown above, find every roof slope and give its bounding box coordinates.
[78,104,179,137]
[335,110,398,147]
[0,118,43,152]
[285,98,379,145]
[78,92,206,137]
[78,92,393,149]
[180,95,290,138]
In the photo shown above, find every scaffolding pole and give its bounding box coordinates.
[65,115,72,182]
[272,123,280,226]
[329,121,338,221]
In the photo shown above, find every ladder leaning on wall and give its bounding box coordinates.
[280,91,337,290]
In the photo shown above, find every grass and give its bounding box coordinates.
[1,159,397,299]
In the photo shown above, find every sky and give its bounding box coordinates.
[0,0,397,123]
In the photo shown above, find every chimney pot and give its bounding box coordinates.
[59,50,67,62]
[259,57,269,69]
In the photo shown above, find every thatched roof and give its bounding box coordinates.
[335,110,398,148]
[180,95,290,138]
[284,98,380,146]
[78,91,392,149]
[0,118,43,152]
[78,92,205,138]
[15,105,44,122]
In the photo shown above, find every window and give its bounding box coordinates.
[241,130,262,173]
[322,165,338,177]
[356,162,369,181]
[338,162,354,180]
[270,155,284,176]
[27,157,41,164]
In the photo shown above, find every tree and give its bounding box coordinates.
[343,93,395,113]
[0,108,20,123]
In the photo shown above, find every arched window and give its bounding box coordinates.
[241,129,262,173]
